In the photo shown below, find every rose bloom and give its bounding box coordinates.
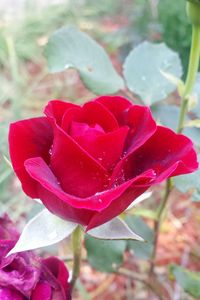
[9,96,198,230]
[0,215,71,300]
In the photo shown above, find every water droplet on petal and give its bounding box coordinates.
[49,148,52,156]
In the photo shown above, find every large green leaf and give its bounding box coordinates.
[123,41,183,105]
[126,215,154,259]
[85,235,126,273]
[170,265,200,298]
[44,26,124,95]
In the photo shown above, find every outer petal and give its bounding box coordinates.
[116,126,198,184]
[87,187,148,230]
[50,126,110,197]
[9,117,53,198]
[95,95,132,125]
[44,100,78,126]
[24,157,97,225]
[24,157,156,227]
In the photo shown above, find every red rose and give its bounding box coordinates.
[9,96,198,230]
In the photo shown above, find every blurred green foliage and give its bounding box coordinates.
[158,0,192,74]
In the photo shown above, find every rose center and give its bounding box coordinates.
[69,121,105,138]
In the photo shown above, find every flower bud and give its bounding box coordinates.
[186,0,200,26]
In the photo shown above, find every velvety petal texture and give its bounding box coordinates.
[0,215,71,300]
[9,96,199,229]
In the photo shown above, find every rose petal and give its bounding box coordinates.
[95,95,132,125]
[24,157,156,227]
[32,283,52,300]
[82,101,119,132]
[70,125,129,170]
[0,287,24,300]
[50,126,110,197]
[61,105,129,170]
[24,157,96,225]
[87,169,156,230]
[43,257,70,296]
[9,117,53,198]
[123,105,156,154]
[44,100,78,126]
[0,252,41,297]
[61,107,85,132]
[37,184,95,226]
[116,126,198,183]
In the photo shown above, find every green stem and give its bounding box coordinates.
[149,179,172,275]
[70,226,83,291]
[150,24,200,277]
[177,25,200,133]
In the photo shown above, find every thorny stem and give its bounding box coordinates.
[70,226,83,291]
[150,23,200,276]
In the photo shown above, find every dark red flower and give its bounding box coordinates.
[9,96,198,230]
[0,215,71,300]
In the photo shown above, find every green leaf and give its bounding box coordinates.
[170,264,200,298]
[126,215,154,259]
[123,41,183,105]
[85,235,126,273]
[87,217,144,241]
[7,209,77,255]
[44,26,124,94]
